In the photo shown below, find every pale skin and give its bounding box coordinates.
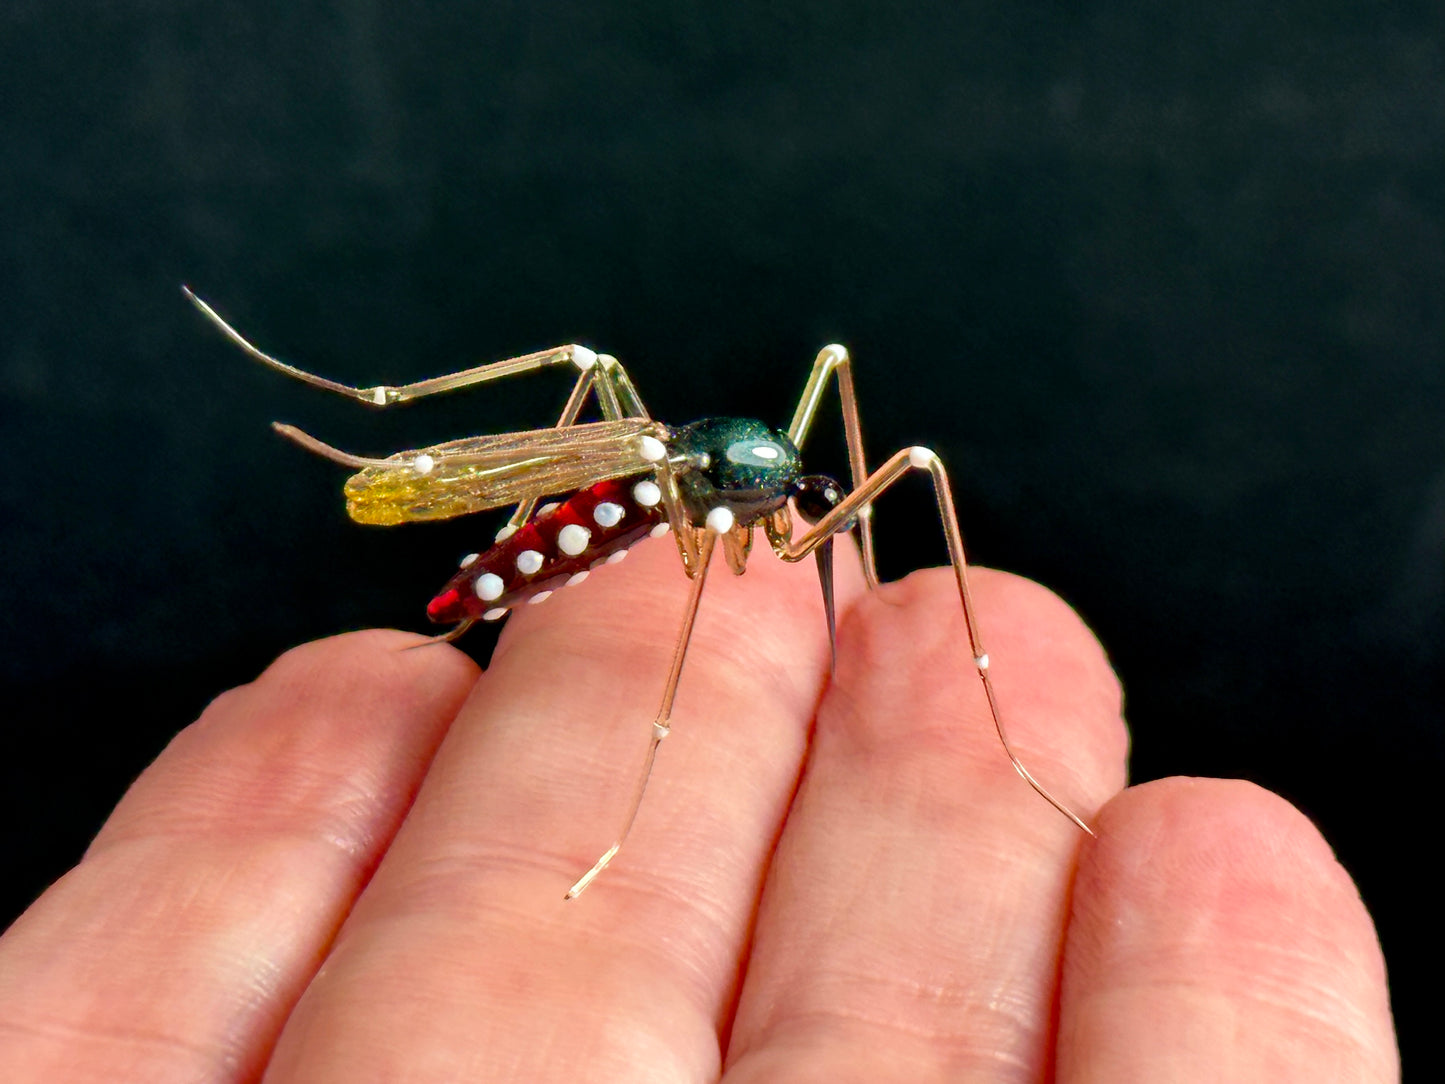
[0,539,1398,1082]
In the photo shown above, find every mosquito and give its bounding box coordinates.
[183,286,1094,898]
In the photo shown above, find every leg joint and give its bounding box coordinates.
[908,445,938,470]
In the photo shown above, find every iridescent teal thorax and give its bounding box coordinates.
[668,417,802,526]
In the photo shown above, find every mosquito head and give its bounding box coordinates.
[790,474,847,526]
[669,417,802,527]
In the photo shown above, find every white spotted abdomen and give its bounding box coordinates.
[426,475,667,624]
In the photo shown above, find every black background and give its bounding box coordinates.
[2,2,1439,1071]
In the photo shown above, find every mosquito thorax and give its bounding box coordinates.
[669,417,802,526]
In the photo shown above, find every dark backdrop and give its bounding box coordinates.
[2,1,1439,1070]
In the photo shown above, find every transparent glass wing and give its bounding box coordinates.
[343,418,662,525]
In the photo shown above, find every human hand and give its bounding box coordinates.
[0,539,1397,1081]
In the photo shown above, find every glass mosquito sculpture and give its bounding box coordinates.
[184,286,1093,898]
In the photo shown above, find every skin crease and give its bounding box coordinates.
[0,537,1398,1082]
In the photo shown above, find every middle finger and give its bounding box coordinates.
[725,568,1129,1082]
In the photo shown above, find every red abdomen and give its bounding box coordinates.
[425,475,667,624]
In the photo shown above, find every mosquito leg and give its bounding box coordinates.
[565,529,718,899]
[641,452,703,575]
[597,354,651,421]
[492,366,599,536]
[786,344,879,587]
[496,354,655,535]
[718,523,754,576]
[183,285,601,408]
[403,619,477,649]
[770,447,1097,837]
[186,286,670,541]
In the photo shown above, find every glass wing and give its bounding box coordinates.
[343,418,661,525]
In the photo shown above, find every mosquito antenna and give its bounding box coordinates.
[270,423,391,469]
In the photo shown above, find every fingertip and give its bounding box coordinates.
[1062,777,1397,1081]
[95,630,480,855]
[197,629,478,733]
[837,565,1128,805]
[252,628,481,706]
[1081,777,1367,929]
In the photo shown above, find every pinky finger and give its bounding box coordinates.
[1057,778,1398,1083]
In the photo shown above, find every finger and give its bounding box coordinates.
[725,568,1129,1082]
[264,537,867,1083]
[0,631,477,1083]
[1057,777,1398,1082]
